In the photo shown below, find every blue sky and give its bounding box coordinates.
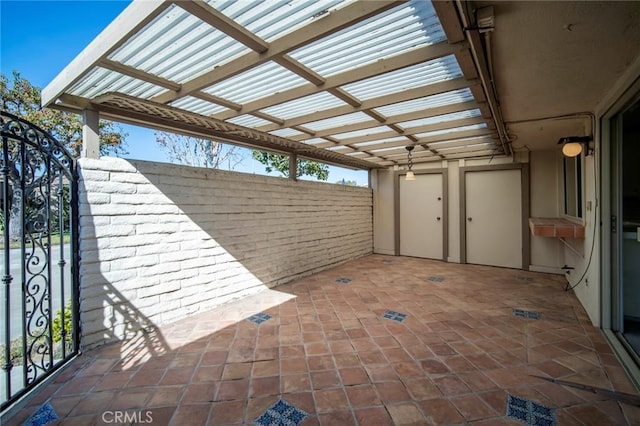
[0,0,367,184]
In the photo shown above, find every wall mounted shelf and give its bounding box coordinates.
[529,217,585,239]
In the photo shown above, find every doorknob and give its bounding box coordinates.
[437,217,441,221]
[467,217,472,222]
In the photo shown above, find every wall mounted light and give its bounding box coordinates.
[558,136,592,157]
[405,146,415,181]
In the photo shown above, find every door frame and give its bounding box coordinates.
[600,76,640,391]
[394,169,448,260]
[459,163,530,270]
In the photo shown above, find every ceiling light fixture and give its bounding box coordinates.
[558,136,592,157]
[405,146,415,181]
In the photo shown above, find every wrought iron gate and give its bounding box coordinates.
[0,111,79,410]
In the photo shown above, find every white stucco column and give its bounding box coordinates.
[81,109,100,159]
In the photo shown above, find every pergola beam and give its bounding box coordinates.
[291,100,479,142]
[91,93,378,170]
[99,59,181,91]
[315,116,489,149]
[176,0,269,53]
[257,78,479,132]
[214,42,468,121]
[152,0,403,105]
[42,0,172,107]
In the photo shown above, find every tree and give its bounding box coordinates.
[155,132,245,169]
[251,151,329,180]
[0,71,128,157]
[336,179,359,186]
[1,72,128,241]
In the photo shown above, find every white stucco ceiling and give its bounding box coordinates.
[480,1,640,151]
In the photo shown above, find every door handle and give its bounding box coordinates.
[467,217,472,222]
[437,217,441,221]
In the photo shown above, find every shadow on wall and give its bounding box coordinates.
[77,175,172,361]
[76,158,372,350]
[137,160,373,286]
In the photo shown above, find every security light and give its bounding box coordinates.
[558,136,592,157]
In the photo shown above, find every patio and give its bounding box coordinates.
[7,255,640,425]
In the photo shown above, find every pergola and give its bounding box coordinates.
[41,0,508,172]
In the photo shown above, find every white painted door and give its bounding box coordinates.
[465,169,522,268]
[400,174,443,259]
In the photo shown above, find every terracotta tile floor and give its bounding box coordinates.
[6,255,640,425]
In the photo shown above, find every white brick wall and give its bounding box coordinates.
[78,157,372,348]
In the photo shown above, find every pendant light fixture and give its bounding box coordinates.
[405,145,415,181]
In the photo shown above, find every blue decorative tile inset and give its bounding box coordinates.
[427,276,445,282]
[526,311,540,320]
[517,276,535,282]
[23,402,58,426]
[513,309,540,320]
[506,394,556,426]
[336,277,352,284]
[383,310,407,322]
[382,259,393,264]
[247,312,272,324]
[254,398,309,426]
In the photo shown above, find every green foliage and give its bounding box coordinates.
[52,301,73,344]
[336,179,359,186]
[251,151,329,180]
[0,301,73,367]
[0,71,128,157]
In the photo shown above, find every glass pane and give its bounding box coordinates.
[621,98,640,355]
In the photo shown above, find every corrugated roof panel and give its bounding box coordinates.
[444,149,496,159]
[170,96,229,116]
[289,0,445,76]
[399,109,482,128]
[369,146,405,154]
[342,55,461,100]
[415,123,488,139]
[332,126,391,140]
[108,3,250,84]
[438,142,494,152]
[304,112,372,132]
[300,138,327,145]
[227,115,272,128]
[211,0,349,42]
[203,62,308,104]
[374,88,475,117]
[261,92,347,120]
[353,137,408,147]
[386,150,431,159]
[269,128,305,138]
[327,145,352,152]
[429,135,495,147]
[68,67,166,99]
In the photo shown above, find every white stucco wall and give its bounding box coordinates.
[372,154,529,263]
[77,157,373,349]
[529,150,565,273]
[372,168,395,255]
[565,153,600,325]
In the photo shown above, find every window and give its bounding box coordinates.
[563,153,583,219]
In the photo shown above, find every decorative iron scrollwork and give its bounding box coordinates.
[1,111,78,410]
